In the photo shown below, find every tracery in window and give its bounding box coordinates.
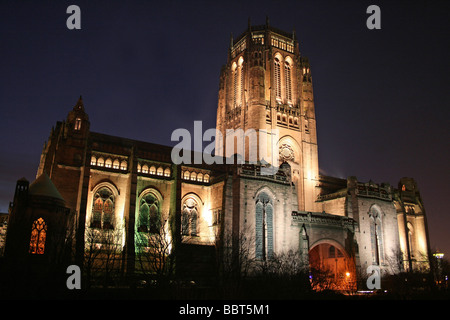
[182,197,199,236]
[138,192,161,234]
[369,206,384,265]
[91,187,115,229]
[255,192,273,260]
[29,217,47,255]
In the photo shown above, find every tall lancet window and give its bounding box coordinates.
[182,198,199,237]
[285,62,292,102]
[232,62,238,107]
[29,217,47,255]
[369,206,384,265]
[74,118,82,130]
[239,60,244,106]
[255,192,274,260]
[274,58,281,100]
[91,187,115,230]
[138,192,161,234]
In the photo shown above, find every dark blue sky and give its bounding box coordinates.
[1,0,449,256]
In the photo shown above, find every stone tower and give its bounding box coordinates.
[215,19,320,211]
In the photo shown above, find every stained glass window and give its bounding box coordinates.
[138,193,161,234]
[29,218,47,255]
[91,187,115,229]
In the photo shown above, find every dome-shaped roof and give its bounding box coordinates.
[29,173,65,202]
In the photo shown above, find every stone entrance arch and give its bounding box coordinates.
[309,241,356,291]
[291,211,357,291]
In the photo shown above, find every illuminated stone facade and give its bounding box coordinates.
[5,21,431,290]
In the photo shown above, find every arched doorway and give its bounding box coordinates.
[309,242,356,291]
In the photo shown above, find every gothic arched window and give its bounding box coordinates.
[274,58,281,100]
[407,222,415,258]
[91,187,115,229]
[255,192,274,260]
[369,206,384,265]
[285,62,292,102]
[74,118,82,131]
[29,217,47,255]
[138,192,161,234]
[182,197,199,237]
[239,60,244,106]
[232,62,238,107]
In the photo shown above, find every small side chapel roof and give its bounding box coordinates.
[29,173,65,202]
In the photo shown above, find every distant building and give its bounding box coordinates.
[4,21,431,291]
[0,213,8,256]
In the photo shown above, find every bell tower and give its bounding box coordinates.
[215,19,320,211]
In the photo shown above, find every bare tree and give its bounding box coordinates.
[83,222,124,288]
[135,218,174,284]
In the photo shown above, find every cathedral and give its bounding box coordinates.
[4,20,431,292]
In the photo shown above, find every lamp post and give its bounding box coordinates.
[433,251,444,287]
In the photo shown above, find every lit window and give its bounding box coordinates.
[191,172,197,181]
[164,168,171,177]
[105,158,112,168]
[197,173,203,182]
[274,58,281,99]
[97,157,104,167]
[285,62,292,101]
[255,192,273,260]
[29,217,47,254]
[157,167,163,176]
[120,161,127,170]
[142,165,148,174]
[113,159,120,169]
[150,166,156,175]
[90,156,97,166]
[137,163,141,173]
[138,192,161,234]
[91,187,115,230]
[74,118,82,131]
[182,198,199,236]
[204,174,210,183]
[183,171,190,180]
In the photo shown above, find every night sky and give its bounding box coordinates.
[1,1,449,257]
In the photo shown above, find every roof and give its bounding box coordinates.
[29,173,65,202]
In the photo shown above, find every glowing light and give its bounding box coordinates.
[346,272,351,278]
[434,252,444,259]
[164,220,172,254]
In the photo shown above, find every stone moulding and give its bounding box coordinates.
[292,211,355,230]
